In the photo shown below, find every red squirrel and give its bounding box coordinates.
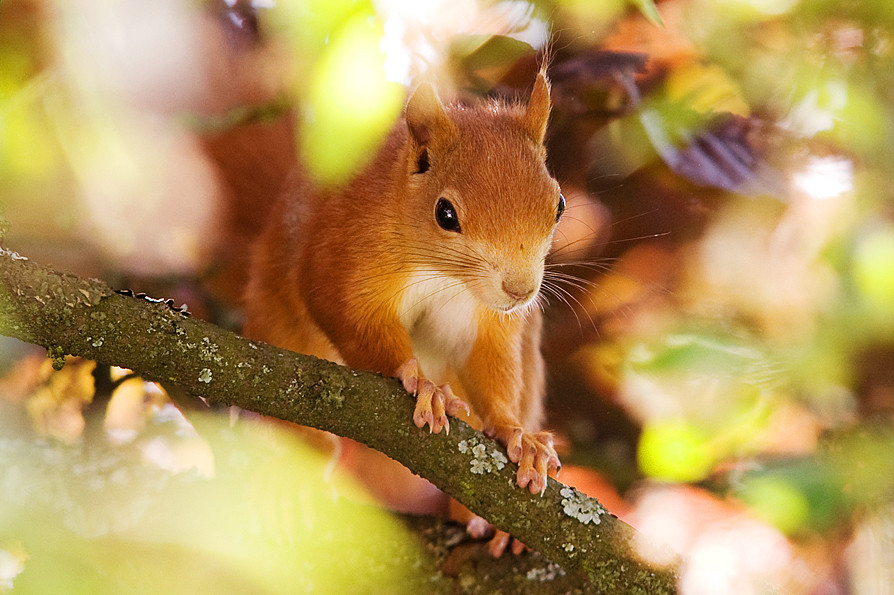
[243,71,563,541]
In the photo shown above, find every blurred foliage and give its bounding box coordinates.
[547,0,894,590]
[0,362,433,593]
[265,0,404,184]
[3,0,894,592]
[605,0,894,496]
[737,427,894,535]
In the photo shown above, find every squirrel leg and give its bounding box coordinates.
[396,358,470,434]
[459,311,559,494]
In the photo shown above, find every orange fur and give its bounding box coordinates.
[244,72,563,537]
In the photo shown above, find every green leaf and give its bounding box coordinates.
[638,419,714,482]
[629,0,664,27]
[0,407,434,593]
[300,14,404,185]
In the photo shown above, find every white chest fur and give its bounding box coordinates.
[397,271,479,383]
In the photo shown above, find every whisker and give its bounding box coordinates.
[545,270,605,290]
[606,209,661,229]
[550,230,670,258]
[539,282,584,331]
[540,280,597,333]
[555,213,606,239]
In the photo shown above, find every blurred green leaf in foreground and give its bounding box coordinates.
[0,395,431,594]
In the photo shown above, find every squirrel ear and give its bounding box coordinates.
[521,71,551,145]
[405,83,456,148]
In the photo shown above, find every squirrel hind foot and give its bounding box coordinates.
[462,515,529,557]
[487,530,529,557]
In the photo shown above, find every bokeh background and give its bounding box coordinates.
[3,0,894,592]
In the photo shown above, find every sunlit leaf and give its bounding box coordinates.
[266,0,372,57]
[629,0,664,27]
[624,332,785,480]
[0,409,433,593]
[828,81,889,162]
[300,14,404,185]
[628,332,771,378]
[738,475,811,534]
[710,0,800,20]
[737,428,894,534]
[554,0,627,37]
[638,419,714,482]
[0,72,60,183]
[853,224,894,322]
[452,34,537,88]
[665,63,749,117]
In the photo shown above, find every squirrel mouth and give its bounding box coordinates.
[495,296,536,314]
[475,278,540,313]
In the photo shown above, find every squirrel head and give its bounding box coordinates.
[400,72,563,314]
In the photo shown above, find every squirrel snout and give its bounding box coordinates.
[501,280,537,303]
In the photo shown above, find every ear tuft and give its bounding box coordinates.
[405,83,455,148]
[521,71,551,145]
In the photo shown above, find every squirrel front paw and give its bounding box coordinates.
[487,426,560,495]
[396,358,470,434]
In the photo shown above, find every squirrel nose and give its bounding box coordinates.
[502,281,535,302]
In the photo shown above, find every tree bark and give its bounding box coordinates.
[0,246,679,592]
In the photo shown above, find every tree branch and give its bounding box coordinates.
[0,246,678,592]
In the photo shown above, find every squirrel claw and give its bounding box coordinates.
[488,426,560,495]
[446,396,471,418]
[398,358,468,435]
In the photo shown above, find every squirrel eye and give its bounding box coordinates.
[435,198,461,232]
[556,193,566,222]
